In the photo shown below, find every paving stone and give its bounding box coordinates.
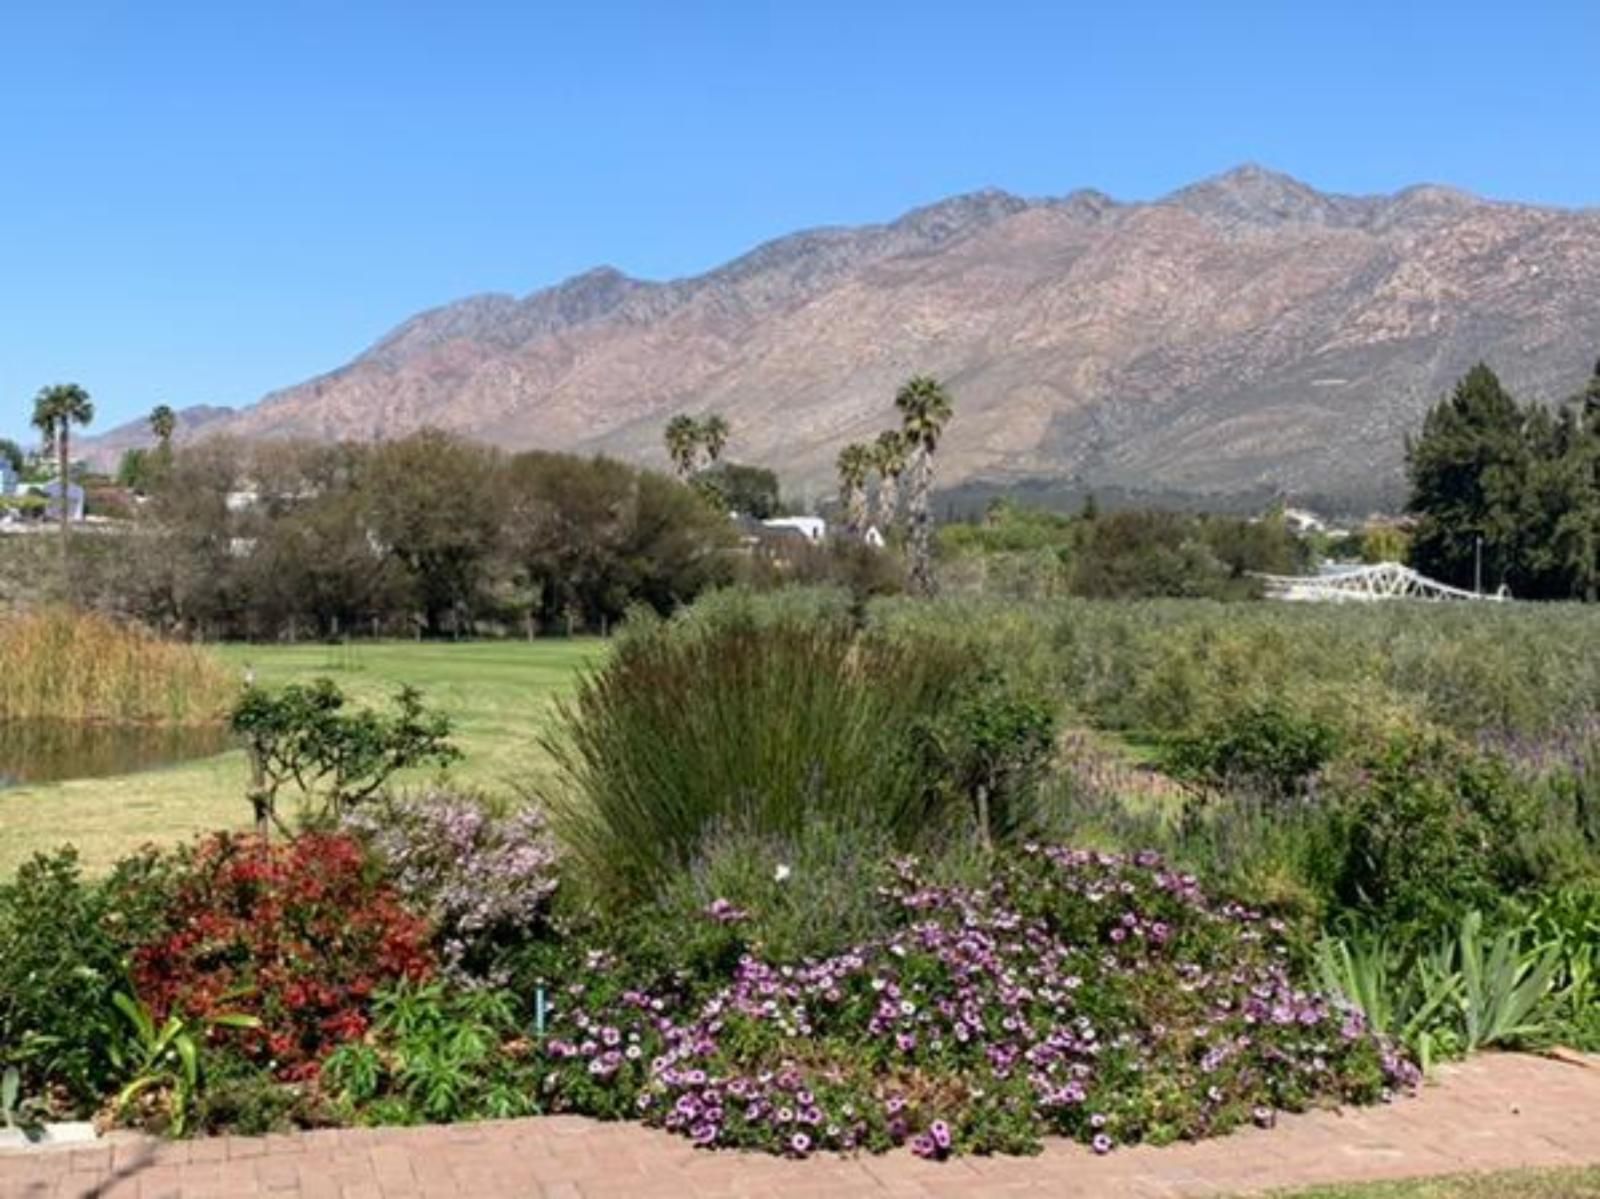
[1,1054,1597,1198]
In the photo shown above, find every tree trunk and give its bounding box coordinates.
[877,474,899,533]
[56,429,70,577]
[248,742,271,842]
[908,448,936,597]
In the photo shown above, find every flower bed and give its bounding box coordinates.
[538,848,1418,1157]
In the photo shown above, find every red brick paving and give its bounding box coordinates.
[2,1052,1596,1198]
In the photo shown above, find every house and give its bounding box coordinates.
[760,516,826,543]
[38,480,85,523]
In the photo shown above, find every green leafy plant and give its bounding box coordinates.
[321,981,536,1125]
[1455,911,1560,1052]
[1314,934,1460,1072]
[109,992,259,1136]
[1,1062,46,1139]
[231,678,460,836]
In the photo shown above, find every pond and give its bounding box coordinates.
[0,720,235,787]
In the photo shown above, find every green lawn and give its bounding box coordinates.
[1258,1167,1600,1198]
[0,639,604,877]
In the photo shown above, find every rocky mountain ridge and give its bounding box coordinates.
[85,166,1600,503]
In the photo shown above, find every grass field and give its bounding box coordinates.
[1262,1166,1600,1198]
[0,639,604,877]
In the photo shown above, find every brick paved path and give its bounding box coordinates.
[3,1052,1597,1199]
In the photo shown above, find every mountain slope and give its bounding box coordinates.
[86,166,1600,502]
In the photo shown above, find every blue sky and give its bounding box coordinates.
[3,0,1598,444]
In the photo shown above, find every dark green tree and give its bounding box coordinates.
[1406,364,1532,593]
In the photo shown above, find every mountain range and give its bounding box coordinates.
[85,165,1600,506]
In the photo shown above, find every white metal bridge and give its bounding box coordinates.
[1253,562,1510,603]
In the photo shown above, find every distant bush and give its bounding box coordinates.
[0,607,235,722]
[1161,700,1341,797]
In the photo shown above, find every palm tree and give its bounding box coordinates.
[894,375,954,596]
[836,443,873,537]
[699,414,730,466]
[149,403,177,451]
[872,429,908,533]
[664,414,701,479]
[31,383,94,544]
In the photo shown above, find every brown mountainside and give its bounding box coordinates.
[87,166,1600,502]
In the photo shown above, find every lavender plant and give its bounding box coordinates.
[345,791,560,981]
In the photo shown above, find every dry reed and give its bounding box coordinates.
[0,608,235,724]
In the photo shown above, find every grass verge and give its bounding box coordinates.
[0,639,603,876]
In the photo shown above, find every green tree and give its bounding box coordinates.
[835,443,872,536]
[116,447,153,491]
[699,414,730,465]
[1406,364,1532,594]
[503,450,733,633]
[30,382,94,548]
[695,461,781,519]
[664,415,701,479]
[363,431,504,636]
[872,429,908,533]
[894,375,954,596]
[0,438,22,475]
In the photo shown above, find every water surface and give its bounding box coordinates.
[0,720,234,787]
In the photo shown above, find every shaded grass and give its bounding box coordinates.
[1255,1165,1600,1197]
[0,608,234,723]
[0,639,603,877]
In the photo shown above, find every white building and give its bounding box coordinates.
[760,516,826,544]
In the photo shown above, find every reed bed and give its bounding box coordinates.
[0,608,236,724]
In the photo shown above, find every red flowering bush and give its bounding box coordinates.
[132,832,434,1080]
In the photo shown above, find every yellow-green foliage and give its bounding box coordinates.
[0,608,235,723]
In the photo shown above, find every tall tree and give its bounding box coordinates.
[664,415,701,479]
[149,404,177,452]
[835,443,872,536]
[872,429,908,533]
[894,375,954,596]
[31,383,94,546]
[699,414,730,466]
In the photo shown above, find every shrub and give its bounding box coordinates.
[1325,738,1549,931]
[0,847,175,1113]
[131,833,434,1080]
[231,679,460,835]
[543,605,977,904]
[1161,700,1341,797]
[345,791,561,981]
[914,670,1059,848]
[0,607,234,722]
[537,847,1417,1158]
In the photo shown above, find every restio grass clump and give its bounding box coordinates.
[0,607,235,723]
[543,595,986,903]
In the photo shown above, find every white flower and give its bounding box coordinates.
[773,863,792,883]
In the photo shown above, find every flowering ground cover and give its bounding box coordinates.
[538,848,1417,1157]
